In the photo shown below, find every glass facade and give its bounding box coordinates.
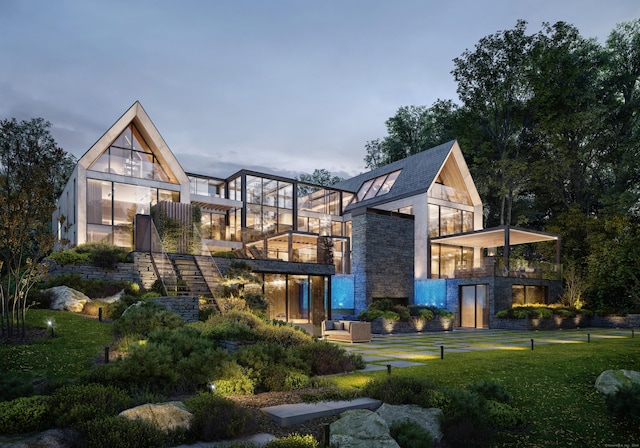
[459,284,489,328]
[263,274,327,326]
[89,125,175,183]
[512,285,547,305]
[428,204,474,238]
[431,244,474,279]
[245,175,293,239]
[86,179,179,248]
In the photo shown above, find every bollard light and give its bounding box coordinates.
[208,382,216,394]
[47,320,54,338]
[588,333,591,343]
[531,338,534,351]
[387,364,392,375]
[440,345,444,359]
[104,346,110,364]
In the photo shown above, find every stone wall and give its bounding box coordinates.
[492,314,640,330]
[351,210,415,315]
[152,296,199,323]
[46,252,157,288]
[370,316,453,334]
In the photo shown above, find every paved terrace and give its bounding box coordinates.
[334,328,637,372]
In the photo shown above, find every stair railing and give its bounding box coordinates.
[149,220,178,296]
[191,224,225,311]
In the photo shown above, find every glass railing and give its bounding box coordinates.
[453,258,560,280]
[429,184,472,205]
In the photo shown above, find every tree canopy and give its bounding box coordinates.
[0,118,75,336]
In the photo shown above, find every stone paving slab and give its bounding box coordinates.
[262,397,382,427]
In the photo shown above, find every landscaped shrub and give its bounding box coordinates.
[199,305,218,321]
[467,379,513,403]
[90,343,180,394]
[360,376,445,408]
[202,319,257,342]
[359,301,453,322]
[416,309,435,321]
[0,395,51,435]
[370,298,395,311]
[440,388,494,448]
[293,341,364,376]
[73,242,131,269]
[48,249,91,265]
[184,393,254,442]
[51,383,132,429]
[389,419,434,448]
[393,305,411,320]
[77,415,165,448]
[261,366,310,392]
[264,434,320,447]
[497,305,591,320]
[0,371,35,402]
[605,382,640,421]
[486,400,525,429]
[214,361,256,395]
[113,301,185,337]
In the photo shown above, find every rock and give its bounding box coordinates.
[595,369,640,395]
[330,409,400,448]
[119,401,193,433]
[3,429,79,448]
[95,289,124,303]
[376,403,443,442]
[45,286,90,312]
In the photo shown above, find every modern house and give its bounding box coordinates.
[53,101,562,330]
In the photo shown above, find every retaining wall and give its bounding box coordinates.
[492,314,640,330]
[370,316,454,334]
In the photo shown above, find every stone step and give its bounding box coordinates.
[261,398,382,427]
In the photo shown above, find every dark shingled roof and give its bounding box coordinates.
[335,140,456,211]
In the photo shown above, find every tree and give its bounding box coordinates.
[297,168,344,187]
[0,118,74,337]
[364,101,458,169]
[452,19,535,227]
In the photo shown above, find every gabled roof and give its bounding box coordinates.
[77,101,189,184]
[334,140,480,211]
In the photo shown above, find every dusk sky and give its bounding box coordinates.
[1,0,639,180]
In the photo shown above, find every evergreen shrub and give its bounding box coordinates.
[51,383,132,429]
[389,419,434,448]
[184,393,254,441]
[0,395,51,435]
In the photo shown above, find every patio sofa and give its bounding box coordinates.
[322,320,371,343]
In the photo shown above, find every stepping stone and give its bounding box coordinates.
[262,398,382,427]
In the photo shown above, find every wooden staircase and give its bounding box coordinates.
[168,254,212,297]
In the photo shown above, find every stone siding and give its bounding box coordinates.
[351,211,415,315]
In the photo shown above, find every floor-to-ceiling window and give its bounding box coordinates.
[459,284,489,328]
[263,274,327,326]
[86,179,179,248]
[430,244,474,278]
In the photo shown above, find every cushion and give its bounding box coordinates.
[343,321,352,332]
[333,322,344,331]
[324,321,334,330]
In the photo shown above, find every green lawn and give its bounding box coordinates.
[333,337,640,447]
[0,309,113,380]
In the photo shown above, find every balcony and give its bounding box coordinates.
[453,257,560,280]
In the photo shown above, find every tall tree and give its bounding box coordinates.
[527,22,606,220]
[0,118,74,336]
[364,100,458,169]
[452,19,534,227]
[600,19,640,214]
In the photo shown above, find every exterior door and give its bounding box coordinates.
[459,285,489,328]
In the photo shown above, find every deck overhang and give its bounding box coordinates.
[431,225,561,268]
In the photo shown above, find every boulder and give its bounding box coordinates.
[330,409,400,448]
[119,401,193,433]
[595,369,640,395]
[95,289,124,304]
[45,286,90,312]
[376,403,443,442]
[3,429,79,448]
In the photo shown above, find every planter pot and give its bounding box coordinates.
[371,316,453,334]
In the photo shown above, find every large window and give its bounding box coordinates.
[349,170,401,206]
[431,244,474,279]
[512,285,547,306]
[428,204,474,238]
[245,175,293,238]
[89,125,175,183]
[86,179,179,248]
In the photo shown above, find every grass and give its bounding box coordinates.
[0,309,113,380]
[333,337,640,447]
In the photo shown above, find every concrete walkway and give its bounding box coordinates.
[334,327,637,372]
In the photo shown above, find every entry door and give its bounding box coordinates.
[459,285,489,328]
